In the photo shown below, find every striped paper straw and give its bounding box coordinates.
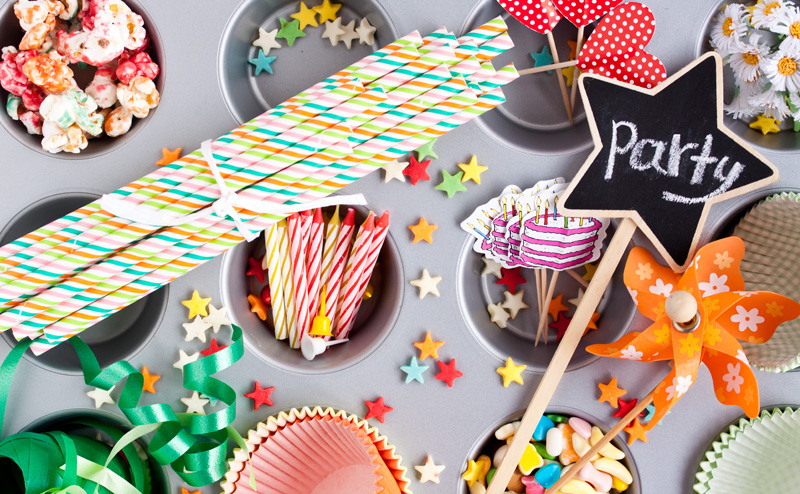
[305,209,323,318]
[264,224,287,340]
[324,208,354,329]
[334,214,375,340]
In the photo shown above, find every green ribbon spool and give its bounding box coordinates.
[0,325,252,493]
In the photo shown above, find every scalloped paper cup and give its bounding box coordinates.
[734,192,800,372]
[221,406,411,494]
[694,407,800,493]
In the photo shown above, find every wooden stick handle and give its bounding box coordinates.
[518,59,578,76]
[546,31,574,125]
[566,268,589,288]
[569,27,585,114]
[535,270,559,346]
[485,218,638,494]
[545,389,655,494]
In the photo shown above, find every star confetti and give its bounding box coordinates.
[495,268,526,294]
[182,316,210,343]
[243,381,275,410]
[203,304,231,333]
[409,218,437,244]
[321,18,346,46]
[583,262,597,281]
[248,51,277,76]
[338,19,360,49]
[141,366,160,394]
[415,455,446,484]
[365,396,393,423]
[435,170,467,198]
[290,1,318,29]
[201,339,228,357]
[313,0,341,23]
[614,398,646,427]
[410,269,441,298]
[547,293,569,321]
[488,302,510,329]
[414,331,444,360]
[749,115,781,135]
[382,158,407,183]
[181,391,209,415]
[457,155,488,184]
[356,17,377,45]
[156,147,181,166]
[400,356,429,383]
[435,359,463,387]
[481,257,503,278]
[497,357,526,387]
[584,312,601,334]
[174,349,199,374]
[623,417,649,445]
[530,45,554,74]
[181,290,210,319]
[252,27,281,55]
[416,138,438,161]
[276,18,306,46]
[502,290,529,319]
[598,377,627,408]
[568,288,585,308]
[246,257,267,283]
[402,156,430,185]
[87,386,115,408]
[550,313,573,342]
[248,294,268,320]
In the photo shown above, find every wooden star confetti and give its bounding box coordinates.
[457,155,488,184]
[409,218,437,244]
[495,268,526,294]
[567,39,578,59]
[623,417,649,445]
[248,51,277,76]
[365,396,393,423]
[402,156,430,185]
[598,377,627,408]
[414,331,444,360]
[547,293,569,321]
[382,158,407,183]
[252,27,281,55]
[182,316,210,343]
[173,349,199,374]
[243,381,275,410]
[568,287,585,308]
[201,338,228,357]
[87,386,114,408]
[435,359,463,387]
[313,0,341,23]
[156,147,181,166]
[551,313,573,342]
[562,65,577,87]
[497,357,526,387]
[339,19,359,49]
[356,17,377,45]
[182,391,209,415]
[416,138,438,161]
[435,170,467,198]
[583,312,601,334]
[749,114,781,135]
[481,257,503,278]
[583,262,598,281]
[290,1,318,29]
[276,18,306,46]
[182,290,211,319]
[488,302,510,328]
[410,269,441,298]
[415,455,446,484]
[248,294,268,320]
[400,356,429,383]
[202,304,231,333]
[321,18,346,46]
[141,366,160,394]
[502,290,529,318]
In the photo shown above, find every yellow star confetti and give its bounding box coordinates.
[457,155,488,184]
[181,290,211,319]
[496,357,526,387]
[749,115,780,135]
[313,0,341,23]
[290,1,318,29]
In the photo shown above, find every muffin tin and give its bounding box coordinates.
[2,1,800,493]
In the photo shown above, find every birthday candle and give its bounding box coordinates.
[318,207,341,311]
[264,224,287,340]
[287,213,309,345]
[324,209,354,332]
[335,214,375,340]
[306,209,324,319]
[277,222,297,346]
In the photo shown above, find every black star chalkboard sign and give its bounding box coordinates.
[561,52,778,272]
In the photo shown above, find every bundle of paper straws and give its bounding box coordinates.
[0,18,517,355]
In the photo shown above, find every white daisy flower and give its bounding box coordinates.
[711,4,750,55]
[764,47,800,92]
[729,34,770,83]
[751,88,791,119]
[788,91,800,119]
[752,0,791,29]
[726,78,766,119]
[773,5,800,51]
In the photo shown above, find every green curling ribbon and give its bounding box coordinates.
[0,325,254,493]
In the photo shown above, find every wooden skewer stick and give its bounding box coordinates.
[535,270,559,346]
[545,389,656,494]
[518,59,578,76]
[534,268,543,314]
[566,268,589,288]
[486,218,638,494]
[546,31,574,125]
[569,27,585,115]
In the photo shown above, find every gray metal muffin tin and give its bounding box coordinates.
[1,0,799,493]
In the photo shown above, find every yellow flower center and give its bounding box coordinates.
[778,57,797,76]
[791,21,800,39]
[742,52,760,65]
[764,2,781,15]
[722,17,734,36]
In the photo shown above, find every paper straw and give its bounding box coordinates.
[334,214,375,340]
[323,209,354,333]
[306,209,324,318]
[264,224,287,340]
[287,213,309,348]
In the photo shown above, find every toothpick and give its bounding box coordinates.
[569,26,585,115]
[535,270,559,346]
[517,59,578,76]
[534,268,543,314]
[566,268,589,288]
[546,31,573,125]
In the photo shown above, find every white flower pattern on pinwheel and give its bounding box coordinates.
[723,362,745,394]
[730,305,765,332]
[627,287,638,305]
[675,375,693,397]
[666,377,678,401]
[620,345,643,361]
[649,278,673,297]
[694,255,702,270]
[698,273,730,297]
[736,349,749,364]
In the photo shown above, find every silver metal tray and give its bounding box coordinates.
[1,1,800,493]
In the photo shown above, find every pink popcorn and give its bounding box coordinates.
[0,49,30,96]
[115,51,158,85]
[85,67,117,108]
[80,21,125,66]
[56,29,88,64]
[21,84,45,111]
[19,110,43,134]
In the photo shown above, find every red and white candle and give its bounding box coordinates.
[334,213,375,340]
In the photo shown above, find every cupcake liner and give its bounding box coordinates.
[694,407,800,494]
[221,406,411,494]
[733,192,800,372]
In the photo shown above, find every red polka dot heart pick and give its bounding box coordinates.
[553,0,625,28]
[577,2,667,89]
[498,0,562,34]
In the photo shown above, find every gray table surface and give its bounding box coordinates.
[1,0,798,493]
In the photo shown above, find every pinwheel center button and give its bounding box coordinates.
[665,290,700,332]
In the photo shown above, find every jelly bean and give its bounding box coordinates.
[559,424,580,465]
[611,475,629,492]
[572,433,598,460]
[116,51,158,85]
[533,415,555,441]
[569,417,592,439]
[495,421,519,440]
[40,89,103,136]
[533,441,555,460]
[592,458,632,485]
[42,121,87,153]
[508,470,525,492]
[522,475,545,494]
[577,462,611,493]
[477,455,491,484]
[518,443,543,475]
[104,106,131,137]
[546,426,564,457]
[486,467,496,486]
[546,413,570,424]
[19,110,42,134]
[22,52,74,93]
[589,427,625,460]
[86,67,118,108]
[561,479,596,494]
[534,462,561,489]
[493,444,508,467]
[6,95,22,120]
[14,0,49,31]
[117,75,158,118]
[469,481,486,494]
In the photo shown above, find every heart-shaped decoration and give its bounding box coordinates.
[553,0,625,27]
[577,2,667,88]
[497,0,562,34]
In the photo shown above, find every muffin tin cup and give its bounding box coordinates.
[0,192,168,375]
[0,0,166,159]
[460,0,594,156]
[217,0,399,125]
[459,406,642,494]
[219,205,404,375]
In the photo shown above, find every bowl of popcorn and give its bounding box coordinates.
[0,0,163,156]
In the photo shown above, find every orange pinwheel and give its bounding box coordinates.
[587,237,800,430]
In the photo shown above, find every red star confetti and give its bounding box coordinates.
[244,381,275,410]
[495,268,526,294]
[260,285,272,306]
[550,313,573,342]
[402,156,431,185]
[201,339,228,357]
[614,398,646,427]
[365,397,393,423]
[246,257,267,283]
[435,359,463,388]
